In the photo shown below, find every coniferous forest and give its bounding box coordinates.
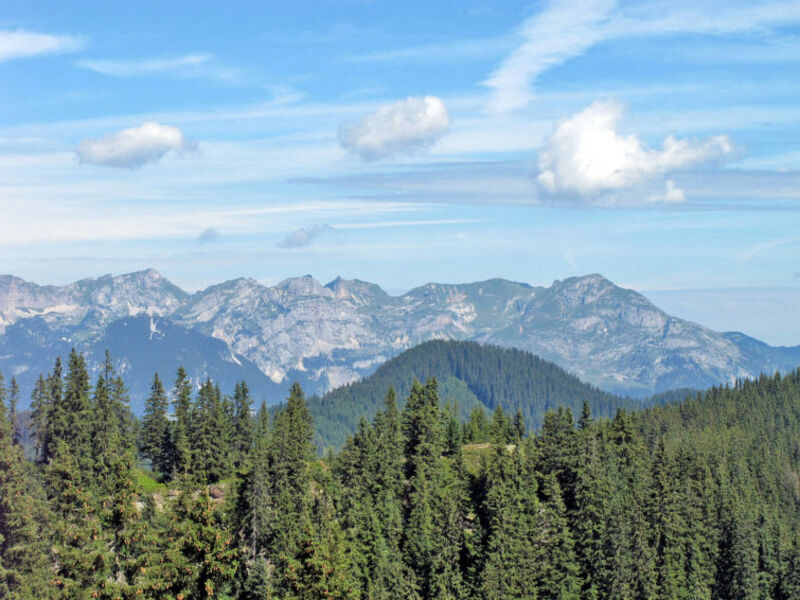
[3,348,800,599]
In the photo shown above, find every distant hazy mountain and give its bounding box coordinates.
[1,268,798,410]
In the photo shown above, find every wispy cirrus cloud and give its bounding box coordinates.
[79,53,209,76]
[78,52,244,83]
[0,30,84,62]
[484,0,800,113]
[76,122,196,168]
[484,0,618,113]
[350,36,511,63]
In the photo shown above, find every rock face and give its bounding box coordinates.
[1,269,799,409]
[0,269,186,338]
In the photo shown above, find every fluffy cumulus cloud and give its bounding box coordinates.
[0,30,84,62]
[76,122,195,168]
[537,101,733,201]
[276,224,332,249]
[339,96,450,160]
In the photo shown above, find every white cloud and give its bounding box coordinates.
[277,224,333,248]
[537,101,733,199]
[0,30,84,62]
[484,0,800,114]
[338,96,450,160]
[77,53,244,83]
[78,53,211,76]
[484,0,618,113]
[76,122,196,168]
[350,37,511,63]
[647,180,686,204]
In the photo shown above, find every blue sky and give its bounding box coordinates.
[1,0,800,343]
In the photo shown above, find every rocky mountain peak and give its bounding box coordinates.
[0,274,65,310]
[276,275,330,298]
[325,277,390,305]
[2,268,798,401]
[547,274,640,307]
[216,277,264,293]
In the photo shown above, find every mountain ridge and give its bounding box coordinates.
[1,268,798,408]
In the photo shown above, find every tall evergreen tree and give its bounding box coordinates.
[171,366,193,479]
[29,373,50,462]
[0,376,49,598]
[267,383,313,553]
[8,377,20,447]
[232,381,254,472]
[401,379,446,596]
[46,439,116,599]
[140,373,173,479]
[191,379,231,483]
[141,482,237,599]
[238,400,273,598]
[31,357,63,464]
[58,349,94,479]
[480,445,535,600]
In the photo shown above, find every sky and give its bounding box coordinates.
[1,0,800,344]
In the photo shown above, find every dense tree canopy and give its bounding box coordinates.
[307,340,660,451]
[2,349,800,599]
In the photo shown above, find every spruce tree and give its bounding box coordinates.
[537,406,578,510]
[8,377,20,447]
[239,400,273,597]
[530,474,581,600]
[232,381,254,472]
[480,444,534,600]
[0,377,49,598]
[191,379,230,483]
[34,357,64,464]
[90,357,136,495]
[262,382,314,594]
[59,349,94,480]
[465,404,491,443]
[141,483,237,599]
[140,372,172,479]
[402,379,444,596]
[47,439,115,599]
[30,373,50,462]
[171,366,193,479]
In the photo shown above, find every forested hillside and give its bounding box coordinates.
[308,340,644,450]
[2,350,800,599]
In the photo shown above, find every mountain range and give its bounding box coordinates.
[1,268,799,412]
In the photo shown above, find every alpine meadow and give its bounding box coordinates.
[2,1,800,599]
